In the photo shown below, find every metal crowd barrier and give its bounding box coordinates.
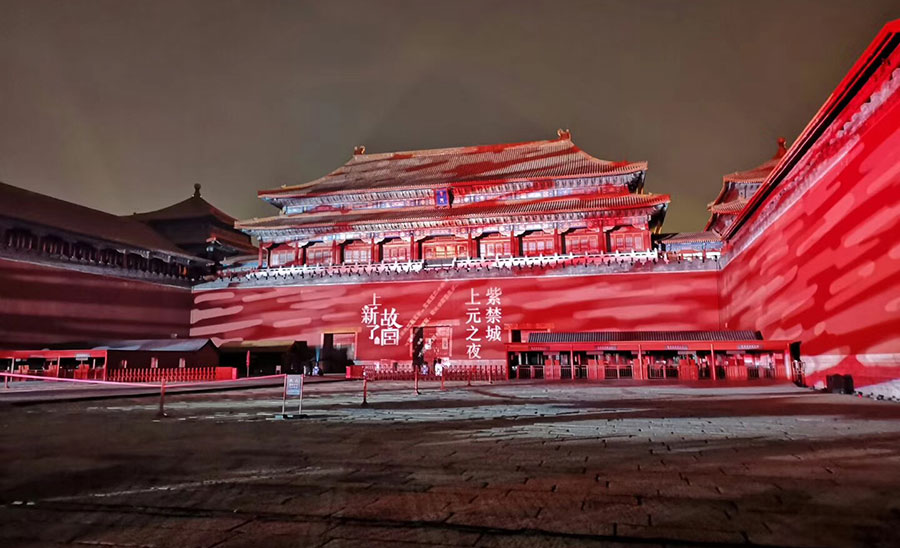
[106,367,236,383]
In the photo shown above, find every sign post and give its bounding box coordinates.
[361,369,369,407]
[156,378,167,418]
[296,375,304,416]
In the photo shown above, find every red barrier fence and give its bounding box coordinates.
[5,365,105,380]
[2,371,148,388]
[346,363,506,382]
[106,367,237,383]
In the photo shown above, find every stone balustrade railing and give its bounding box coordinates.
[218,249,702,281]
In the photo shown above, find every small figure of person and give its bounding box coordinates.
[312,364,320,376]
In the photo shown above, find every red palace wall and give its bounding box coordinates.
[720,73,900,390]
[190,271,721,364]
[0,258,192,348]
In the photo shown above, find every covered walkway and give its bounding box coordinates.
[505,330,795,383]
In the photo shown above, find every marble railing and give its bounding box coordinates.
[216,249,728,281]
[198,250,721,289]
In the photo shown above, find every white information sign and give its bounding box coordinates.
[286,374,303,397]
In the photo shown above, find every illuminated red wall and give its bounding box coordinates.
[0,258,192,348]
[191,271,721,363]
[720,73,900,389]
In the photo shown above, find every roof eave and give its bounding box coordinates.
[237,196,670,234]
[723,19,900,241]
[257,165,649,203]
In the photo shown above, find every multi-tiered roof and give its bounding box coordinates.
[705,138,788,235]
[131,184,256,262]
[239,130,668,245]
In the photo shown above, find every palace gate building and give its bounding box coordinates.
[194,130,794,382]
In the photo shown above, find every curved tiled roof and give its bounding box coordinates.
[131,185,236,224]
[44,339,216,351]
[704,138,788,231]
[260,134,647,199]
[722,156,780,183]
[722,138,788,184]
[708,198,747,214]
[0,181,200,260]
[239,192,669,232]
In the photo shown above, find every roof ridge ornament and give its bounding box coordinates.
[193,183,201,197]
[557,128,571,140]
[774,137,787,159]
[354,145,366,155]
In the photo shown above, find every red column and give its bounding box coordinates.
[570,348,575,381]
[710,344,717,380]
[257,244,264,267]
[299,245,306,265]
[635,346,643,380]
[467,233,476,258]
[553,229,562,254]
[331,241,341,265]
[510,233,519,256]
[784,346,792,380]
[292,243,300,265]
[410,238,419,261]
[371,241,379,263]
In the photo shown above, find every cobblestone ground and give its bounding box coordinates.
[2,381,900,547]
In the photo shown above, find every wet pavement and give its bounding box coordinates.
[1,380,899,547]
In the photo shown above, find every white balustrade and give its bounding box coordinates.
[224,249,681,282]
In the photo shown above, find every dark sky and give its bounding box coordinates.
[1,1,897,232]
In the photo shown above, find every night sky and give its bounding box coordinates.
[1,1,897,232]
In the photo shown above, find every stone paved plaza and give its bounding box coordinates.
[2,380,900,547]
